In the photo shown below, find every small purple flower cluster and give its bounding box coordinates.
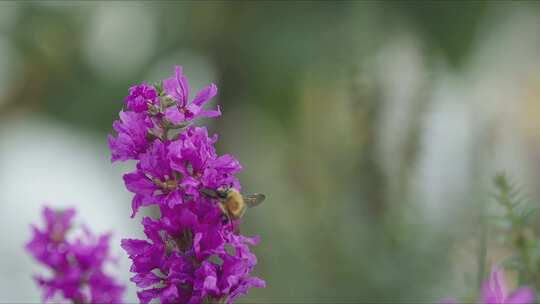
[26,207,125,303]
[109,66,265,303]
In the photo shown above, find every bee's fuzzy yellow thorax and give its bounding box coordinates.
[225,190,245,217]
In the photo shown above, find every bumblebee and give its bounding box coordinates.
[201,188,265,220]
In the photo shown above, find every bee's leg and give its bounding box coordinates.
[217,203,231,222]
[233,223,241,235]
[218,202,227,214]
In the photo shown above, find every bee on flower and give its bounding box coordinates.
[109,66,266,304]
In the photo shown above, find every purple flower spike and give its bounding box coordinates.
[26,206,125,304]
[109,66,265,303]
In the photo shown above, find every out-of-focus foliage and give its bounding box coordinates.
[492,174,540,288]
[3,1,540,302]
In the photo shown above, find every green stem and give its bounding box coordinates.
[477,217,487,289]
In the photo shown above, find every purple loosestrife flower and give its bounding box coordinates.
[168,127,241,191]
[108,111,153,162]
[123,139,184,216]
[125,84,159,113]
[110,66,265,303]
[163,66,221,124]
[26,206,125,304]
[439,268,535,304]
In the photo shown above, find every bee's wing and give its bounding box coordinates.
[244,193,266,208]
[200,188,220,199]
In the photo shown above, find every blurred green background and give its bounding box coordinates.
[3,1,540,303]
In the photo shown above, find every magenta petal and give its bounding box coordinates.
[249,277,266,288]
[192,83,217,106]
[120,239,152,256]
[163,66,190,106]
[506,287,536,304]
[123,172,155,196]
[212,154,242,173]
[178,208,198,228]
[240,235,260,246]
[198,108,222,118]
[131,272,163,288]
[141,217,162,242]
[492,269,508,301]
[166,191,184,208]
[161,284,179,300]
[165,107,185,125]
[163,77,181,101]
[131,195,143,218]
[179,176,200,188]
[138,288,162,304]
[178,75,190,106]
[107,134,122,162]
[174,65,183,76]
[482,282,499,304]
[482,268,508,304]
